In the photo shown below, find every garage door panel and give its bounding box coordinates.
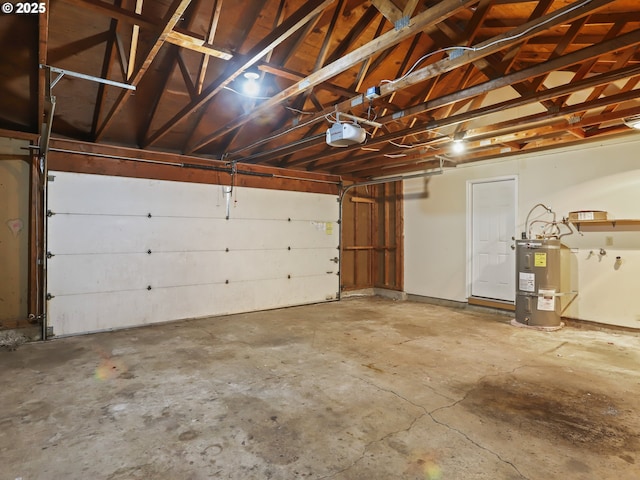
[47,172,339,336]
[50,172,225,217]
[229,187,336,220]
[48,254,150,295]
[48,216,337,254]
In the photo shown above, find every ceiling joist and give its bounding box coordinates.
[143,0,337,148]
[6,0,640,179]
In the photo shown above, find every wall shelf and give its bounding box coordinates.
[571,219,640,231]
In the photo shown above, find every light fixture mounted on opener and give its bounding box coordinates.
[623,115,640,130]
[242,71,261,97]
[451,131,466,154]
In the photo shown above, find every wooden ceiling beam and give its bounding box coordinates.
[430,24,546,111]
[284,61,640,170]
[37,0,49,134]
[403,0,420,17]
[352,16,388,92]
[126,0,144,80]
[480,12,640,29]
[176,51,197,100]
[379,27,640,126]
[222,0,291,154]
[138,46,180,146]
[91,9,120,138]
[324,5,380,67]
[435,0,554,107]
[371,0,403,24]
[249,53,415,165]
[257,62,359,99]
[62,0,162,31]
[186,0,479,154]
[528,16,589,92]
[239,23,450,164]
[465,0,495,46]
[464,89,640,139]
[195,0,224,95]
[285,0,346,121]
[166,29,233,61]
[180,0,275,153]
[599,74,640,117]
[47,31,111,65]
[237,0,616,164]
[143,0,337,149]
[315,0,346,72]
[327,99,640,176]
[551,20,627,108]
[95,0,194,141]
[582,42,637,102]
[327,142,438,175]
[270,8,325,67]
[114,32,129,80]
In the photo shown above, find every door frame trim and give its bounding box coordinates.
[465,175,518,301]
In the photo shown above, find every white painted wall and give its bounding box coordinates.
[47,172,339,335]
[405,135,640,328]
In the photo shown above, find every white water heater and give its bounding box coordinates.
[515,238,562,327]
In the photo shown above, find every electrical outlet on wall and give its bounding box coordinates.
[605,236,614,246]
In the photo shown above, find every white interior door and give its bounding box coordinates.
[469,177,516,302]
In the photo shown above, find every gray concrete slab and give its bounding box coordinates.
[1,297,638,479]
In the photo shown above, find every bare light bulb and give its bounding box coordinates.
[452,139,466,154]
[242,72,260,97]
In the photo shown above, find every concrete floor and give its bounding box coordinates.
[1,297,639,480]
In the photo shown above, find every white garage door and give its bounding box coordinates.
[46,172,339,336]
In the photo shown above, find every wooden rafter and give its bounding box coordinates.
[270,5,325,66]
[15,0,640,181]
[315,0,346,72]
[352,16,388,92]
[575,34,636,103]
[185,0,478,154]
[371,0,403,24]
[166,29,233,60]
[143,0,338,149]
[37,0,49,134]
[138,46,180,145]
[528,16,589,92]
[283,52,640,173]
[465,0,495,46]
[196,0,225,95]
[176,50,197,100]
[364,97,640,177]
[127,0,144,80]
[95,0,194,141]
[286,0,347,120]
[324,5,380,66]
[62,0,161,30]
[114,32,129,79]
[47,32,111,65]
[381,27,640,127]
[180,0,286,154]
[245,0,621,168]
[219,0,290,154]
[91,11,120,137]
[552,20,627,108]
